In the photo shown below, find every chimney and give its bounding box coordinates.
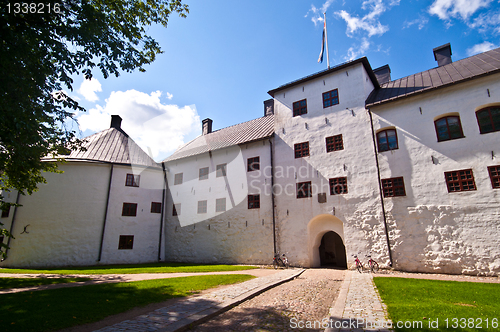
[110,115,122,129]
[264,99,274,116]
[373,65,391,85]
[433,43,452,67]
[202,118,213,135]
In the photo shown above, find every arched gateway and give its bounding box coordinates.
[307,214,347,268]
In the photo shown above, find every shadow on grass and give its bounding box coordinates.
[0,275,253,332]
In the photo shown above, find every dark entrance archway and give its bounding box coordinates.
[319,231,347,268]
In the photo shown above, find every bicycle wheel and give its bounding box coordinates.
[356,263,362,273]
[371,261,379,273]
[273,259,278,269]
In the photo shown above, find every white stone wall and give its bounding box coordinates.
[272,63,389,268]
[164,139,274,264]
[370,73,500,275]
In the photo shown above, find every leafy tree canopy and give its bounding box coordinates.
[0,0,188,196]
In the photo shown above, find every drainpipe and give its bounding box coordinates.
[2,190,21,260]
[368,109,394,267]
[98,164,114,262]
[158,163,167,261]
[269,136,277,255]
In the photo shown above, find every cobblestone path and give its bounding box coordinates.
[190,268,345,332]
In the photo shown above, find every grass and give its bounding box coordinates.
[0,274,255,332]
[374,277,500,332]
[0,262,258,275]
[0,277,90,289]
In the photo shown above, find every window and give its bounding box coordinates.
[377,129,398,152]
[199,167,209,180]
[216,198,226,212]
[381,177,406,197]
[216,164,227,177]
[488,166,500,189]
[174,173,183,185]
[151,202,162,213]
[118,235,134,250]
[197,200,207,214]
[326,135,344,152]
[476,106,500,134]
[293,99,307,117]
[434,116,464,142]
[122,203,137,216]
[294,142,310,158]
[125,174,140,187]
[323,89,339,108]
[445,169,476,192]
[297,181,312,198]
[329,177,348,195]
[248,195,260,209]
[247,157,260,172]
[172,203,181,216]
[1,206,10,218]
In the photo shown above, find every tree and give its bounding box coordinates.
[0,0,189,256]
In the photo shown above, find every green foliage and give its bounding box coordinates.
[0,277,90,289]
[0,0,188,253]
[0,262,258,274]
[374,277,500,332]
[0,274,254,332]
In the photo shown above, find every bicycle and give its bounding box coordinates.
[353,253,363,273]
[353,252,379,273]
[273,253,289,269]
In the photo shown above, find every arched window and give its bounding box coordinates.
[376,129,398,152]
[434,116,464,142]
[476,106,500,134]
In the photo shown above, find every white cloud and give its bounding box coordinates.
[306,0,335,26]
[468,9,500,34]
[428,0,492,21]
[345,38,371,60]
[403,15,429,30]
[166,92,173,100]
[335,0,391,37]
[77,89,201,160]
[77,78,102,102]
[466,41,498,56]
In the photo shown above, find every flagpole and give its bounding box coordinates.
[324,12,330,69]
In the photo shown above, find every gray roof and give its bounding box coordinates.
[48,128,159,168]
[366,47,500,107]
[164,115,274,162]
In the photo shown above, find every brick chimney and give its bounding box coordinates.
[202,118,213,135]
[433,43,452,67]
[110,115,122,129]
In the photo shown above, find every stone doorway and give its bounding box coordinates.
[319,231,347,268]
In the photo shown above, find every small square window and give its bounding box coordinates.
[197,200,207,214]
[1,206,10,218]
[118,235,134,250]
[216,164,227,177]
[297,181,312,198]
[122,203,138,216]
[172,203,181,216]
[151,202,162,213]
[216,198,226,212]
[199,167,209,180]
[247,157,260,172]
[248,195,260,209]
[293,99,307,117]
[377,129,398,152]
[445,169,477,192]
[326,135,344,152]
[294,142,309,158]
[381,177,406,197]
[125,174,140,187]
[329,177,348,195]
[174,173,183,185]
[323,89,339,108]
[488,165,500,189]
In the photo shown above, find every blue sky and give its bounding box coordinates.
[72,0,500,162]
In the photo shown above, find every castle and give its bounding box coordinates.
[2,44,499,275]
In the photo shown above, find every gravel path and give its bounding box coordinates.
[190,268,345,332]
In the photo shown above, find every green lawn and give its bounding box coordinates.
[1,274,255,332]
[374,277,500,332]
[0,262,258,275]
[0,277,90,289]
